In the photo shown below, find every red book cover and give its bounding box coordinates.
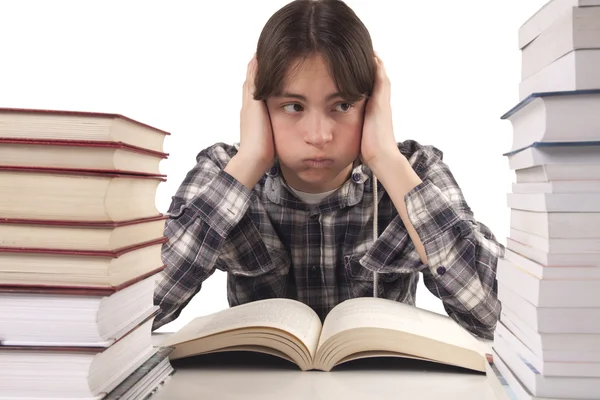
[0,162,169,178]
[0,214,167,228]
[0,107,171,136]
[0,236,168,257]
[0,137,169,158]
[0,265,165,296]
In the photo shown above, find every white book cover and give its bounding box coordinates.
[498,281,600,333]
[506,238,600,267]
[495,323,600,377]
[500,310,600,363]
[493,337,600,399]
[507,192,600,212]
[496,256,600,307]
[501,91,600,155]
[510,208,600,238]
[510,227,600,252]
[518,0,600,49]
[521,6,600,79]
[519,49,600,100]
[507,145,600,171]
[512,180,600,194]
[515,164,600,182]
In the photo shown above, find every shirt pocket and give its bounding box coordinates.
[343,251,413,300]
[219,246,290,278]
[344,251,401,282]
[219,245,291,305]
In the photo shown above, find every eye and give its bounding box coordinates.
[282,103,303,113]
[334,102,354,113]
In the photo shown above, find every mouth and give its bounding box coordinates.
[303,158,334,168]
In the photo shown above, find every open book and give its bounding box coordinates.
[160,297,488,372]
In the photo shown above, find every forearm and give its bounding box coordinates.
[367,148,503,338]
[370,150,427,264]
[154,169,253,329]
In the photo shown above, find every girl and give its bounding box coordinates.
[153,0,504,339]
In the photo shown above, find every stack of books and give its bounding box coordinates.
[487,1,600,399]
[0,108,175,399]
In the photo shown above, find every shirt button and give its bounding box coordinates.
[352,172,362,182]
[268,166,278,176]
[437,266,446,275]
[310,265,319,279]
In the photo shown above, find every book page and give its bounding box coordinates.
[317,297,481,353]
[162,298,322,358]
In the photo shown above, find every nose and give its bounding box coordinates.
[304,113,333,147]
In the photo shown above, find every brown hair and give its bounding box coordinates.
[254,0,375,103]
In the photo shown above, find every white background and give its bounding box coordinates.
[0,0,547,332]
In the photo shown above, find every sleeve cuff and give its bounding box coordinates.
[187,169,253,237]
[404,180,474,275]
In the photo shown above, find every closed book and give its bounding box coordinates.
[518,0,600,49]
[0,107,169,153]
[0,215,167,252]
[0,166,165,222]
[0,273,160,346]
[0,311,158,400]
[521,6,600,79]
[501,90,600,155]
[0,237,167,288]
[0,138,167,176]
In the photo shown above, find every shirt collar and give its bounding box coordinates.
[264,160,379,211]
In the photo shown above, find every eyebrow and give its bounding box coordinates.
[277,92,344,102]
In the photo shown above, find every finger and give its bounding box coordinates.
[374,55,390,86]
[244,56,258,97]
[246,55,257,82]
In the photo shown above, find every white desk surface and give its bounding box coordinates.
[150,333,499,400]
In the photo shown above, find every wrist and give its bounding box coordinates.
[368,148,404,177]
[224,153,271,190]
[370,151,422,197]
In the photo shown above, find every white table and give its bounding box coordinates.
[150,333,500,400]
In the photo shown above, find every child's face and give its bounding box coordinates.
[266,53,367,194]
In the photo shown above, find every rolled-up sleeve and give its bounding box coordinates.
[153,148,253,330]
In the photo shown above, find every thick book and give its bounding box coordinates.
[0,107,170,153]
[0,215,167,252]
[518,0,600,49]
[506,236,600,268]
[509,227,600,253]
[103,347,175,400]
[500,309,600,363]
[496,257,600,308]
[0,273,159,346]
[507,192,600,212]
[0,237,166,288]
[0,166,165,222]
[0,311,158,400]
[493,335,600,399]
[504,141,600,170]
[0,138,167,176]
[520,6,600,79]
[500,90,600,155]
[512,180,600,194]
[495,323,600,378]
[497,282,600,334]
[160,297,488,373]
[516,164,600,182]
[510,208,600,238]
[519,49,600,100]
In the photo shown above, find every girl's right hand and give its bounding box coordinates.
[237,54,275,175]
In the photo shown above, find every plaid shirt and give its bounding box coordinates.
[153,140,504,339]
